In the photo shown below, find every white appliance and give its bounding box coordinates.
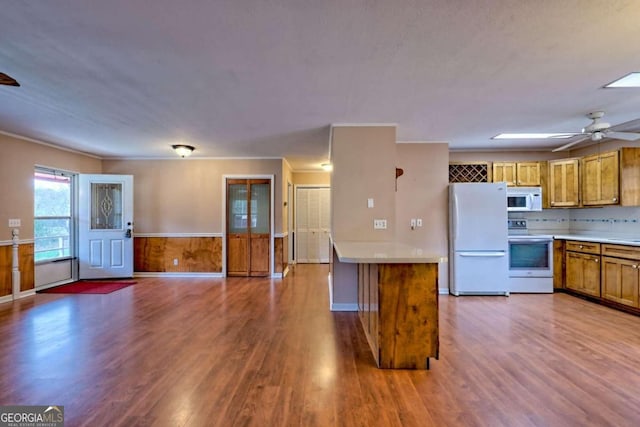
[449,182,509,296]
[507,186,542,212]
[507,219,554,293]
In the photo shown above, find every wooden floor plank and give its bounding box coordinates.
[2,265,640,426]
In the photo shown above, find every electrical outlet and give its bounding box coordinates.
[373,219,387,229]
[8,219,20,227]
[417,218,423,227]
[173,258,179,266]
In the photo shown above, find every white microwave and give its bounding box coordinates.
[507,187,542,211]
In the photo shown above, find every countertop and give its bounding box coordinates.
[551,234,640,247]
[333,241,446,264]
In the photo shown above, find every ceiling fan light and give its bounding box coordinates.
[171,144,195,158]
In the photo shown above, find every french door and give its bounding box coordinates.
[226,178,271,277]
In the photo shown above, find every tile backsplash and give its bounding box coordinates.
[509,206,640,238]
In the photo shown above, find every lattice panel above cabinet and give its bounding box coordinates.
[449,162,490,183]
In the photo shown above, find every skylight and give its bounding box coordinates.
[492,133,576,140]
[604,72,640,88]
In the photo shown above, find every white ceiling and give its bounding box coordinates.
[2,1,640,170]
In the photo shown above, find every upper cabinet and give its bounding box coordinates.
[581,151,619,206]
[578,147,640,207]
[493,161,542,186]
[549,158,580,208]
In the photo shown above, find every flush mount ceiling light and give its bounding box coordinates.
[171,144,195,158]
[0,72,20,87]
[492,133,576,139]
[604,72,640,88]
[321,163,333,171]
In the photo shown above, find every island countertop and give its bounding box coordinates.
[333,241,446,264]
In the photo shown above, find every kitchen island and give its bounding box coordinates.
[332,241,446,369]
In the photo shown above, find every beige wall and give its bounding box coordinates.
[395,143,448,255]
[292,171,330,186]
[0,133,102,241]
[331,126,396,241]
[102,158,285,234]
[449,150,568,163]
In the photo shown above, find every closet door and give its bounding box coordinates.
[227,179,270,276]
[296,187,330,263]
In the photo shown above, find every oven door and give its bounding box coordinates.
[508,238,553,277]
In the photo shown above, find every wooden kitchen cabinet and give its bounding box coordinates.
[492,162,517,186]
[601,244,640,308]
[553,240,565,289]
[493,161,542,186]
[581,150,619,206]
[565,241,601,297]
[602,256,639,308]
[357,262,438,369]
[548,158,580,208]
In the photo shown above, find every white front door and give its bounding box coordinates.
[78,174,134,279]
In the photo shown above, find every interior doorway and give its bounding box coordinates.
[225,177,272,277]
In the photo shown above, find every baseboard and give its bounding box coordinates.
[330,303,358,312]
[134,272,224,278]
[272,272,283,278]
[0,289,36,305]
[439,288,450,295]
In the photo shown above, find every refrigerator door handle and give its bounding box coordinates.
[453,194,459,242]
[458,251,506,257]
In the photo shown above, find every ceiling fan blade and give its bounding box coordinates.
[0,72,20,86]
[605,131,640,141]
[552,135,590,152]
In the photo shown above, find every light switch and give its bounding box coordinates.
[417,218,423,227]
[367,198,374,208]
[8,219,21,227]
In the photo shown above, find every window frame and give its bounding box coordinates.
[34,168,75,264]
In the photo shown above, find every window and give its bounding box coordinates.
[34,170,73,262]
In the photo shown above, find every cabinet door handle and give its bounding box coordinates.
[633,265,638,269]
[579,245,584,249]
[594,258,599,263]
[613,197,618,202]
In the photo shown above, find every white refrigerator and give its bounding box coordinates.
[449,182,509,296]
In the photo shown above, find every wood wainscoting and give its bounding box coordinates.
[134,235,288,276]
[134,237,223,273]
[0,243,34,297]
[274,235,288,275]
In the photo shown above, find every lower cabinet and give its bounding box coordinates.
[602,257,639,307]
[601,244,640,308]
[357,262,438,369]
[559,240,640,314]
[565,242,601,297]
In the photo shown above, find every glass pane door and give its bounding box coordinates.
[228,184,248,234]
[250,183,270,234]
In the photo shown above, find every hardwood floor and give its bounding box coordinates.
[2,264,640,426]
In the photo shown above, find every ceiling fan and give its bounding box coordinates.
[0,72,20,87]
[552,111,640,152]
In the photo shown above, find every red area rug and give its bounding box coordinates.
[40,280,136,294]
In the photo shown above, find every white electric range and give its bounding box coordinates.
[507,219,554,293]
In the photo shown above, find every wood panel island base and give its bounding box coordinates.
[332,242,444,369]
